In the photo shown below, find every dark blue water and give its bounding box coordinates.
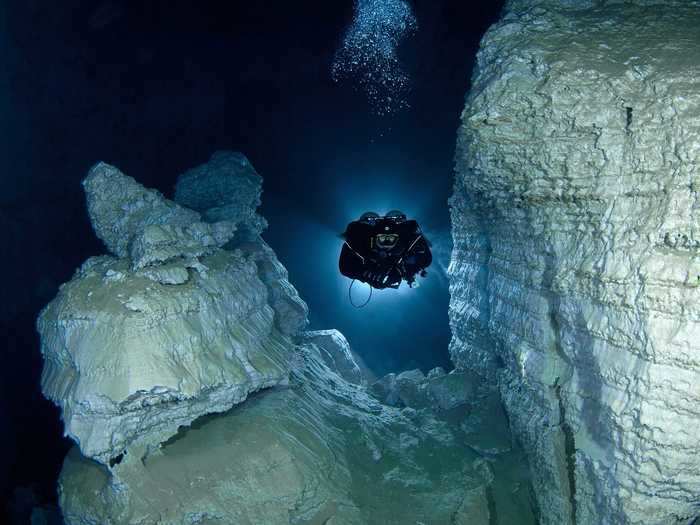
[0,0,505,520]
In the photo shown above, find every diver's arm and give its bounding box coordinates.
[340,246,390,288]
[341,241,399,289]
[413,236,432,268]
[402,234,432,280]
[339,242,366,279]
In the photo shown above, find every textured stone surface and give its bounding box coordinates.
[129,221,237,270]
[83,162,237,268]
[371,368,481,412]
[58,343,534,525]
[174,150,268,239]
[172,152,308,335]
[241,239,309,336]
[39,159,308,466]
[299,329,364,384]
[450,2,700,524]
[140,262,190,285]
[38,251,294,465]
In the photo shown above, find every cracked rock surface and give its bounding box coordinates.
[450,1,700,524]
[174,150,268,240]
[39,158,306,466]
[58,343,534,525]
[83,163,237,268]
[44,154,536,525]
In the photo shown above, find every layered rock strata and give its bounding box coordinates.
[449,1,700,524]
[59,342,534,525]
[38,251,292,465]
[38,156,307,465]
[43,153,536,524]
[299,329,365,385]
[174,151,308,335]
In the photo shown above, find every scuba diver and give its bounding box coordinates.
[339,210,432,293]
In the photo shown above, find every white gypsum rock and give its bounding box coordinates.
[370,368,483,412]
[38,251,294,465]
[39,159,308,466]
[138,262,190,285]
[57,342,534,525]
[174,150,268,239]
[172,152,309,335]
[298,329,365,384]
[450,1,700,524]
[83,162,197,257]
[240,238,309,336]
[128,221,237,270]
[83,162,237,268]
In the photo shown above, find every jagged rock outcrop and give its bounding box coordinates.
[38,157,307,465]
[299,329,365,384]
[174,151,308,336]
[239,239,308,336]
[370,367,513,456]
[38,251,293,465]
[58,342,534,525]
[371,367,479,411]
[84,163,237,269]
[43,153,537,524]
[450,1,700,524]
[174,151,267,240]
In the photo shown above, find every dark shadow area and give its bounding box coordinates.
[0,0,505,517]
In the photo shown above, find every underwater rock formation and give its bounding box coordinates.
[174,151,268,240]
[43,154,536,524]
[84,163,237,269]
[59,341,533,525]
[372,367,477,409]
[299,329,365,384]
[450,1,700,524]
[38,158,305,465]
[174,151,308,335]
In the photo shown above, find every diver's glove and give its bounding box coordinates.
[383,267,403,289]
[407,269,427,288]
[361,270,387,289]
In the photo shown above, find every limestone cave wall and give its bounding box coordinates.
[449,1,700,523]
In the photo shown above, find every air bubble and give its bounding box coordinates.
[332,0,417,115]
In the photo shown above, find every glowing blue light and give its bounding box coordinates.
[263,165,452,375]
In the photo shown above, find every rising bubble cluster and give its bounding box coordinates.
[332,0,417,115]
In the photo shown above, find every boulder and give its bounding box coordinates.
[39,251,294,465]
[83,162,237,269]
[57,344,532,525]
[174,151,267,239]
[39,159,305,466]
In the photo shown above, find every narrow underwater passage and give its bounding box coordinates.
[0,1,506,517]
[38,152,537,524]
[20,0,700,524]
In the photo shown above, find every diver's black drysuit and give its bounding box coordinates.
[339,216,432,289]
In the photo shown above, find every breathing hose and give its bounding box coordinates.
[348,279,373,308]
